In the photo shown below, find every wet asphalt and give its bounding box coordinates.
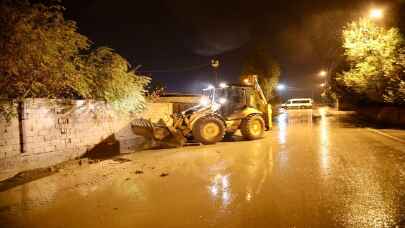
[0,109,404,228]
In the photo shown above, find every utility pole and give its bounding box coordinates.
[211,59,220,85]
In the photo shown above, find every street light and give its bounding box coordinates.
[318,70,328,89]
[211,59,220,84]
[277,84,286,91]
[369,8,383,20]
[219,82,228,88]
[319,70,327,77]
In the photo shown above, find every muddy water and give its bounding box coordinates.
[1,109,404,227]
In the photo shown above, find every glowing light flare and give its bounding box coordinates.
[276,84,286,91]
[218,97,227,104]
[199,96,211,106]
[319,70,327,77]
[369,8,384,19]
[219,82,228,88]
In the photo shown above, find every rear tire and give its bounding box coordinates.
[241,115,265,140]
[192,116,225,145]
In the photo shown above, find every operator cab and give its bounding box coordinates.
[201,84,264,118]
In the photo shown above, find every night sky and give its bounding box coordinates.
[63,0,405,96]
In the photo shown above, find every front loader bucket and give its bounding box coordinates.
[131,118,186,148]
[131,119,155,139]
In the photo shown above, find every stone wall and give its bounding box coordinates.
[0,103,20,165]
[0,99,173,180]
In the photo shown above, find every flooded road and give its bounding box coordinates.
[1,110,405,227]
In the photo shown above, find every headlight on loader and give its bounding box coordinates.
[218,97,227,104]
[200,96,211,107]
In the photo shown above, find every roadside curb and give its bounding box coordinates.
[366,128,405,144]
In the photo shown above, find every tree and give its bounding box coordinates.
[146,80,167,101]
[84,47,150,113]
[242,46,281,101]
[339,18,405,104]
[0,0,90,99]
[0,0,149,114]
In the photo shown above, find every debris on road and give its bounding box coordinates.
[112,158,132,163]
[185,142,202,146]
[88,159,101,164]
[160,172,169,177]
[135,170,144,175]
[78,158,89,166]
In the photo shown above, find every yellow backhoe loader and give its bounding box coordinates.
[132,75,272,147]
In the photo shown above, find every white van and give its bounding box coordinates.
[281,98,313,109]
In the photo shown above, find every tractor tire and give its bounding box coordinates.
[241,115,265,140]
[192,116,225,145]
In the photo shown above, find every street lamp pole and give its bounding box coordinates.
[211,59,220,85]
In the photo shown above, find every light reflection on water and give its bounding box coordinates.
[209,174,232,207]
[207,140,274,208]
[315,108,396,227]
[246,192,252,202]
[319,109,330,175]
[278,109,331,174]
[277,113,288,145]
